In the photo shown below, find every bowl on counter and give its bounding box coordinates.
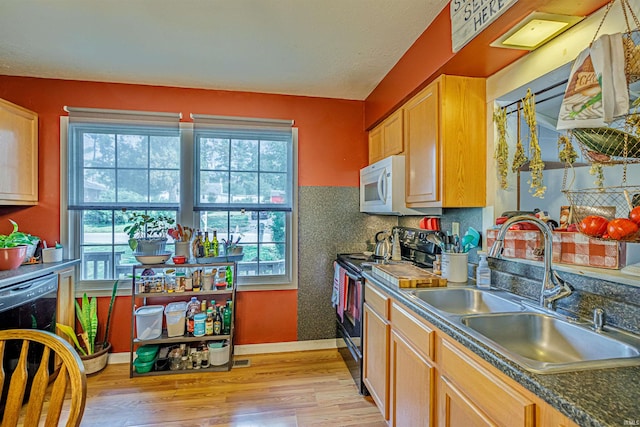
[172,255,187,264]
[135,252,171,265]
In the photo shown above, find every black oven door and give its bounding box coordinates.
[337,270,363,347]
[0,273,59,416]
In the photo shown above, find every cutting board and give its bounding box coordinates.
[372,264,447,288]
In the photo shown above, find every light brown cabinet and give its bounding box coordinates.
[56,267,76,339]
[363,282,391,421]
[0,98,38,205]
[368,109,404,164]
[403,75,486,208]
[389,302,435,427]
[439,338,535,427]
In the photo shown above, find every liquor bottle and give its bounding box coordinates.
[203,231,211,257]
[222,300,232,335]
[213,306,223,335]
[212,230,219,256]
[196,231,205,258]
[205,308,214,336]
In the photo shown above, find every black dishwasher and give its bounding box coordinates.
[0,273,59,416]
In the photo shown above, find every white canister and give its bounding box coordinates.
[42,247,63,263]
[175,241,190,258]
[441,252,468,283]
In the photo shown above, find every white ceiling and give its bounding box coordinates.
[0,0,449,100]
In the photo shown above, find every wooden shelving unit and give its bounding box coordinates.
[129,261,237,378]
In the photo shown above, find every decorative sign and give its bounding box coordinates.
[450,0,518,52]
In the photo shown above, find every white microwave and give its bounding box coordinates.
[360,155,441,216]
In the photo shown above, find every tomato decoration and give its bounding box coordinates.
[579,215,609,237]
[607,218,639,240]
[629,206,640,226]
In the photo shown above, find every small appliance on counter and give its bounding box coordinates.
[334,226,442,394]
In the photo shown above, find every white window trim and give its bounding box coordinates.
[60,117,298,296]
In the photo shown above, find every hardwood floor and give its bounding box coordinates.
[79,349,386,427]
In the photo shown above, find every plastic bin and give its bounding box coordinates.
[164,301,187,337]
[208,341,230,366]
[135,305,164,340]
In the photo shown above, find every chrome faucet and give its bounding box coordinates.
[488,215,573,310]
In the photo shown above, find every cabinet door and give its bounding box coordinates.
[404,80,439,206]
[368,125,384,164]
[390,330,434,427]
[0,98,38,205]
[383,109,404,157]
[439,376,494,427]
[440,339,535,427]
[363,303,390,421]
[56,267,75,340]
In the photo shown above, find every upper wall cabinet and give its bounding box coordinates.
[368,109,404,164]
[404,75,486,208]
[0,98,38,205]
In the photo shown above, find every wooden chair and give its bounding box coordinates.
[0,329,87,427]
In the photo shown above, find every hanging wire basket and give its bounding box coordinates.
[563,185,640,241]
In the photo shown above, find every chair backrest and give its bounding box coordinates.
[0,329,87,427]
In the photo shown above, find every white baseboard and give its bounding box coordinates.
[108,338,338,365]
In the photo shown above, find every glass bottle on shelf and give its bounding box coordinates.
[212,230,219,256]
[222,300,232,335]
[205,308,214,336]
[204,231,211,257]
[213,306,223,335]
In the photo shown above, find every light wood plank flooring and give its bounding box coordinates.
[79,349,386,426]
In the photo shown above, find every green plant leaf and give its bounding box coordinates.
[89,297,98,354]
[56,323,87,356]
[102,280,118,347]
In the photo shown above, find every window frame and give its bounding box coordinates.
[61,117,298,295]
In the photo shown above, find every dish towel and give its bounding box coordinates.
[332,262,340,307]
[591,33,628,123]
[332,262,347,322]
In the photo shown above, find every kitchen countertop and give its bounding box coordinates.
[363,271,640,427]
[0,259,80,289]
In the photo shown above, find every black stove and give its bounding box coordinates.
[334,226,442,396]
[337,226,441,276]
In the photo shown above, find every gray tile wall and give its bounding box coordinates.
[297,186,483,340]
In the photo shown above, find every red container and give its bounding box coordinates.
[172,255,186,264]
[0,246,27,270]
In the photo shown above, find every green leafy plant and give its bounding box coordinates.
[0,219,38,248]
[123,211,175,239]
[57,280,118,356]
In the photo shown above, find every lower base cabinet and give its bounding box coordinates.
[439,376,495,427]
[363,303,390,420]
[56,267,75,335]
[390,329,434,426]
[439,339,535,427]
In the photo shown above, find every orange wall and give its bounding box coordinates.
[0,75,366,350]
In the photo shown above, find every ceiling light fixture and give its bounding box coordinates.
[491,12,584,51]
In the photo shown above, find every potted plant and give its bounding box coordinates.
[0,219,38,270]
[123,211,175,255]
[57,280,119,375]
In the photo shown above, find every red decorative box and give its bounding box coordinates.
[486,228,626,269]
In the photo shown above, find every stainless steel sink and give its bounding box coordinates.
[461,312,640,373]
[409,288,524,315]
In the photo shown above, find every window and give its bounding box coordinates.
[64,109,296,288]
